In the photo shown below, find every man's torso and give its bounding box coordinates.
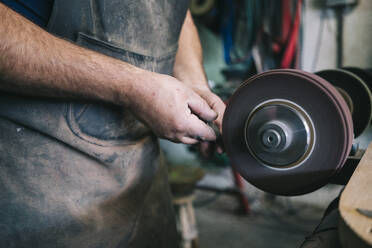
[0,1,189,247]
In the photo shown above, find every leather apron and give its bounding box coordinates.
[0,0,189,247]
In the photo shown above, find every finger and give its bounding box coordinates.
[185,114,216,141]
[179,136,199,145]
[188,96,217,122]
[201,93,226,132]
[212,100,226,132]
[216,130,225,153]
[199,141,212,158]
[216,144,224,154]
[214,117,223,134]
[208,122,220,137]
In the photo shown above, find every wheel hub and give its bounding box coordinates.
[245,100,315,168]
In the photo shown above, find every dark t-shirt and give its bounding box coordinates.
[0,0,54,27]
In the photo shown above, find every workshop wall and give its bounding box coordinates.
[301,0,372,148]
[302,0,372,71]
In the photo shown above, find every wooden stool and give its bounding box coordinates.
[173,195,199,248]
[168,165,204,248]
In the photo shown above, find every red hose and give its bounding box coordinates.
[281,0,302,69]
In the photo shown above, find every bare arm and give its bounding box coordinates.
[173,10,225,131]
[0,4,217,144]
[0,3,141,104]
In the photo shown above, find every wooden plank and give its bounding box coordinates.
[339,142,372,247]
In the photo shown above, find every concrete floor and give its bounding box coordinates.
[192,167,343,248]
[194,190,325,248]
[161,140,345,248]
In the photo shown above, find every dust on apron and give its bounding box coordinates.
[0,0,189,247]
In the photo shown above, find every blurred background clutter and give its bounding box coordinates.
[161,0,372,247]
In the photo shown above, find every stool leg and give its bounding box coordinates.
[232,169,250,214]
[174,195,199,248]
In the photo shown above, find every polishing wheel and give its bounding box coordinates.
[316,69,372,137]
[222,69,353,196]
[342,67,372,125]
[343,67,372,91]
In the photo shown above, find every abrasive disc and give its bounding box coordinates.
[222,69,353,196]
[343,67,372,91]
[316,69,372,138]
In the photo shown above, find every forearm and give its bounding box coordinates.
[173,10,208,88]
[0,4,219,144]
[0,3,148,106]
[174,10,226,132]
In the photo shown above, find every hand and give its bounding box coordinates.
[126,72,218,144]
[184,84,226,155]
[185,84,226,133]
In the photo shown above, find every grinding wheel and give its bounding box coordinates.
[343,67,372,91]
[316,69,372,138]
[222,69,353,196]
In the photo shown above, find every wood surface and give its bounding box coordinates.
[339,143,372,247]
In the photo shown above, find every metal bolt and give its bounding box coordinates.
[262,129,281,149]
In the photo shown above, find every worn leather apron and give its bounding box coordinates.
[0,1,189,247]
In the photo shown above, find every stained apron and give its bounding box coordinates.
[0,0,189,247]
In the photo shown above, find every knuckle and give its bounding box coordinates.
[173,118,187,133]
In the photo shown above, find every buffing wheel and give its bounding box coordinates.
[343,67,372,91]
[316,69,372,138]
[222,69,353,196]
